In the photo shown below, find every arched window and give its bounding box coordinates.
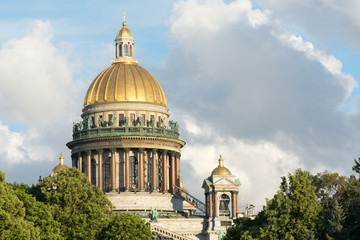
[124,44,128,56]
[119,44,122,57]
[219,194,230,216]
[129,156,138,189]
[129,44,133,57]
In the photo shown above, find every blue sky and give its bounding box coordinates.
[1,0,360,208]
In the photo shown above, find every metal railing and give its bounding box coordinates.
[72,126,180,140]
[173,185,206,214]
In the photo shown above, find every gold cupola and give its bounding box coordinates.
[211,155,231,176]
[51,152,70,176]
[83,18,167,107]
[116,21,133,40]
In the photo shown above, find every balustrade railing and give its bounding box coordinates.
[72,125,180,140]
[173,185,206,214]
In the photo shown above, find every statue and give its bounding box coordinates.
[216,231,224,240]
[149,208,158,222]
[169,120,173,130]
[73,122,76,133]
[98,116,103,128]
[110,116,116,127]
[161,118,166,128]
[125,117,129,126]
[138,117,142,126]
[150,116,155,128]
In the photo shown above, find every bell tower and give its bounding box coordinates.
[202,155,241,232]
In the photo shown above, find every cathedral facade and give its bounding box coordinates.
[66,19,240,240]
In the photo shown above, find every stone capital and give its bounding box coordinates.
[139,148,145,153]
[124,148,130,153]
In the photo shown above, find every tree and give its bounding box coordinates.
[98,214,152,240]
[11,183,63,240]
[260,169,320,239]
[0,171,40,240]
[341,174,360,239]
[40,168,113,240]
[311,172,348,239]
[326,201,346,240]
[224,211,266,240]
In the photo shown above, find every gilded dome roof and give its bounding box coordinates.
[211,155,231,176]
[116,22,133,39]
[51,152,69,176]
[84,62,167,107]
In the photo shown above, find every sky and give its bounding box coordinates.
[1,0,360,212]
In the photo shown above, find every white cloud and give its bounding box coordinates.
[276,30,357,99]
[255,0,360,48]
[0,20,75,126]
[159,0,360,206]
[0,20,79,181]
[180,115,302,207]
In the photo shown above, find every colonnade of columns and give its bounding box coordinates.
[205,191,239,218]
[72,148,181,193]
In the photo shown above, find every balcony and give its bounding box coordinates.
[72,125,180,141]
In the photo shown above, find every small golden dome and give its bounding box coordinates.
[211,155,231,176]
[115,21,133,39]
[51,152,69,176]
[84,62,167,107]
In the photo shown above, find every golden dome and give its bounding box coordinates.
[84,62,167,107]
[116,21,133,39]
[51,152,69,176]
[211,155,231,176]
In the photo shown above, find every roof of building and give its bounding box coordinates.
[51,152,69,176]
[211,155,231,176]
[83,62,167,107]
[115,21,133,39]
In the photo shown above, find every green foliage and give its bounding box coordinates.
[225,169,321,240]
[260,169,321,239]
[352,158,360,176]
[40,167,113,240]
[0,171,40,240]
[326,201,346,240]
[224,211,266,240]
[98,214,152,240]
[342,175,360,239]
[11,184,63,240]
[311,172,348,239]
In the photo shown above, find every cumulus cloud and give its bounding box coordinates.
[0,20,75,126]
[0,20,79,183]
[157,0,360,207]
[255,0,360,48]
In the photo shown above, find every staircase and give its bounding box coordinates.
[151,225,194,240]
[173,185,206,214]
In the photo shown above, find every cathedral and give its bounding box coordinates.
[55,19,241,240]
